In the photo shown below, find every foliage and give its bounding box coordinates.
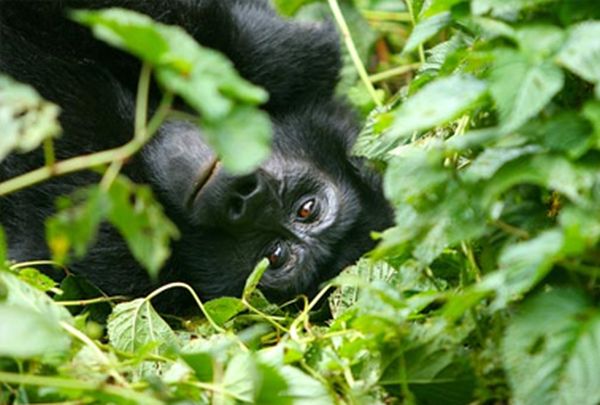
[2,1,600,404]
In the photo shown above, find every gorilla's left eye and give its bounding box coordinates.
[296,198,318,221]
[266,242,289,269]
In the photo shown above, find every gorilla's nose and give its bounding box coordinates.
[226,172,272,224]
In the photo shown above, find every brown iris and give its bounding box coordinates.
[297,198,315,220]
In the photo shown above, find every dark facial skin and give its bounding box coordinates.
[0,0,393,312]
[143,102,393,306]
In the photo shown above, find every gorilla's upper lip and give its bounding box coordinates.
[188,158,220,207]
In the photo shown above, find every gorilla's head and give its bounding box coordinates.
[143,100,392,304]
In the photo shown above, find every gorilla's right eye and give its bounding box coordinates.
[266,242,288,269]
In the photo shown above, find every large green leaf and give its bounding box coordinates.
[0,75,61,162]
[503,289,600,405]
[364,75,486,158]
[0,304,70,358]
[107,298,178,354]
[0,271,72,324]
[489,49,564,132]
[557,21,600,96]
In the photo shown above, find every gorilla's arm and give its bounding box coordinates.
[0,0,341,111]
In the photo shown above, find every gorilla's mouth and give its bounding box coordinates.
[188,158,220,206]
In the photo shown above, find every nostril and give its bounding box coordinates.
[229,196,245,220]
[235,175,259,197]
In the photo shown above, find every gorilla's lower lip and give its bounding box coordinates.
[188,158,220,207]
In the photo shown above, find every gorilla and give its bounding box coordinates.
[0,0,392,310]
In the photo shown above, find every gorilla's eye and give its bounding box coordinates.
[266,242,288,269]
[296,198,317,221]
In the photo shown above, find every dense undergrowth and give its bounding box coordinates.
[2,0,600,403]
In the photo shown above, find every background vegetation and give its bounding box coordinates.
[2,0,600,403]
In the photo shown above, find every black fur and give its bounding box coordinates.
[0,0,392,310]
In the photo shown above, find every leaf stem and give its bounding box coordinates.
[328,0,382,107]
[143,281,225,333]
[405,0,426,63]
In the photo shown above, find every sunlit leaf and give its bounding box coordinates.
[107,298,177,354]
[503,289,600,405]
[0,75,61,162]
[0,304,70,358]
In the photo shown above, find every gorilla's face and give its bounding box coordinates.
[144,101,392,303]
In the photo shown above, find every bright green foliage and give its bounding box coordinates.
[73,8,272,174]
[0,271,72,359]
[0,75,61,162]
[47,175,179,279]
[108,298,178,354]
[3,1,600,404]
[503,289,600,405]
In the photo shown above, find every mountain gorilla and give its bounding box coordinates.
[0,0,392,310]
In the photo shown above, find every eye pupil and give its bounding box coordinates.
[298,199,315,219]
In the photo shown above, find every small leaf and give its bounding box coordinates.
[0,304,70,358]
[107,298,178,354]
[17,268,57,292]
[0,74,61,162]
[204,297,245,326]
[243,258,269,298]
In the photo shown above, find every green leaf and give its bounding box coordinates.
[107,298,178,354]
[423,0,467,17]
[503,289,600,405]
[515,25,564,58]
[488,229,564,309]
[46,187,107,264]
[279,366,334,405]
[472,0,556,20]
[204,106,272,174]
[0,74,61,162]
[243,258,269,298]
[403,12,452,54]
[17,268,57,292]
[464,145,542,181]
[47,176,179,279]
[371,75,486,158]
[203,297,245,326]
[0,270,72,324]
[489,49,564,132]
[0,304,70,358]
[391,75,486,136]
[106,177,179,280]
[557,22,600,86]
